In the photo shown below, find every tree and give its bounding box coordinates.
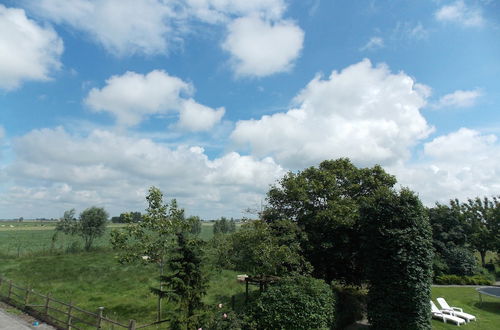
[55,207,108,251]
[360,188,433,330]
[462,196,500,266]
[151,232,207,329]
[79,207,108,251]
[110,186,207,324]
[213,217,236,235]
[227,220,310,277]
[263,158,396,284]
[187,216,202,235]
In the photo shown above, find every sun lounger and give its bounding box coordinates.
[431,301,466,326]
[437,297,476,322]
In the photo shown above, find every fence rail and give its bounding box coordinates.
[0,276,139,329]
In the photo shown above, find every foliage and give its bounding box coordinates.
[226,220,311,276]
[151,232,208,329]
[55,207,108,251]
[461,196,500,266]
[201,304,243,330]
[111,212,142,223]
[429,196,500,268]
[360,188,433,330]
[187,216,202,235]
[443,246,477,276]
[263,158,396,284]
[244,275,336,330]
[213,217,236,235]
[434,274,492,285]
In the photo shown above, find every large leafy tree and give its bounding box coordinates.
[263,158,396,284]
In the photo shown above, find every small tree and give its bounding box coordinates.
[110,187,207,324]
[79,207,108,251]
[56,207,108,251]
[360,188,433,330]
[151,232,207,329]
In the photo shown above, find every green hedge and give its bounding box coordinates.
[434,274,493,285]
[245,276,336,330]
[360,188,433,330]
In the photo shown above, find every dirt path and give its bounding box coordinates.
[0,303,54,330]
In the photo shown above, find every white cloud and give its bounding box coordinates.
[433,89,482,109]
[85,70,224,130]
[179,99,225,131]
[187,0,286,23]
[0,5,63,90]
[231,59,433,168]
[389,128,500,205]
[1,127,284,219]
[25,0,173,56]
[360,36,384,51]
[435,0,484,27]
[222,15,304,77]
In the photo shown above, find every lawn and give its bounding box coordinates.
[431,287,500,329]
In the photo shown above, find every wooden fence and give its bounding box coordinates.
[0,277,141,329]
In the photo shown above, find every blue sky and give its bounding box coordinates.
[0,0,499,219]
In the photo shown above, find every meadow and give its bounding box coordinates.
[0,221,246,326]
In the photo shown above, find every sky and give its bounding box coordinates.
[0,0,499,219]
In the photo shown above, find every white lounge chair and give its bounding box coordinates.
[431,301,466,326]
[437,297,476,322]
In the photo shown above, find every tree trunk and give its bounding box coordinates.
[480,250,486,267]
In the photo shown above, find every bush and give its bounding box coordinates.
[434,274,493,285]
[444,246,477,276]
[332,285,367,329]
[245,276,336,330]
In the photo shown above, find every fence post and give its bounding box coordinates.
[24,286,31,306]
[44,293,51,316]
[7,281,13,300]
[66,301,73,330]
[128,319,136,330]
[96,306,104,328]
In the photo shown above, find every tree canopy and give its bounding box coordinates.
[263,158,396,284]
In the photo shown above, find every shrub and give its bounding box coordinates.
[434,274,493,285]
[245,276,336,330]
[444,246,477,276]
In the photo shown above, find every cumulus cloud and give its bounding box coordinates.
[25,0,173,56]
[435,0,484,27]
[0,5,63,90]
[389,128,500,205]
[432,89,482,109]
[85,70,224,130]
[360,36,384,51]
[1,127,284,218]
[179,99,225,131]
[231,59,433,168]
[222,15,304,77]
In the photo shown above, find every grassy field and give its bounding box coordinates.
[0,221,216,257]
[0,221,252,327]
[431,287,500,329]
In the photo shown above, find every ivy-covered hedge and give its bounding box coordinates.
[434,274,492,285]
[244,275,336,330]
[360,188,433,330]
